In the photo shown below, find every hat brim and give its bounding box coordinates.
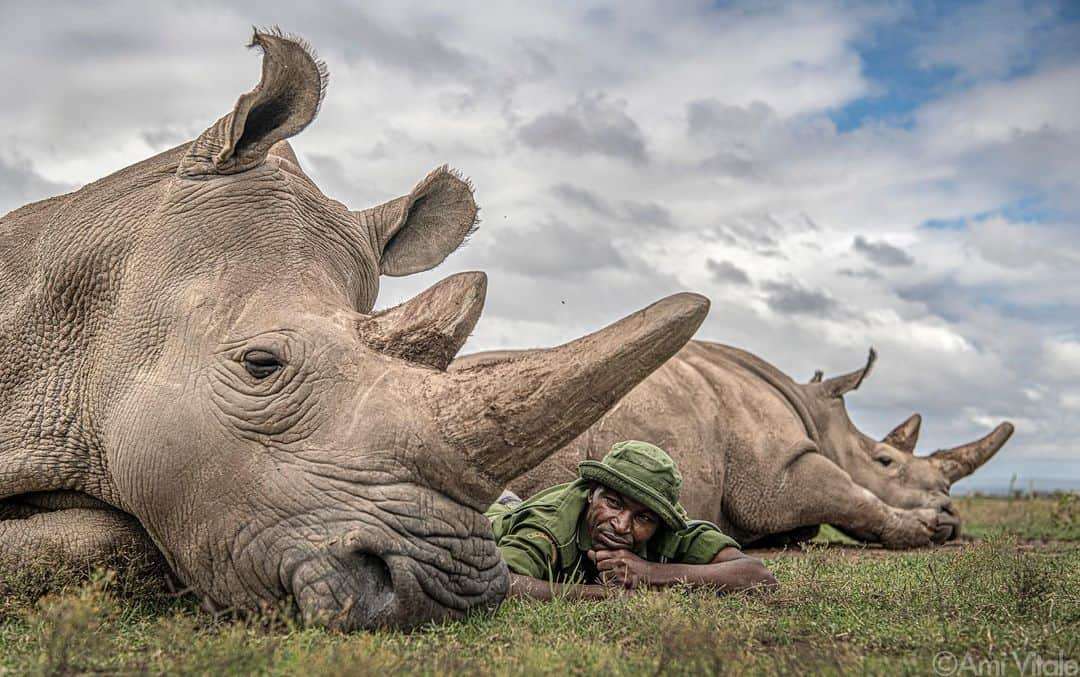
[579,461,687,532]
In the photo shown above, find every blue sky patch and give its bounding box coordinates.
[920,195,1056,230]
[829,2,964,132]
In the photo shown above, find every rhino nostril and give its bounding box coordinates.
[351,551,394,604]
[290,548,398,630]
[934,502,961,542]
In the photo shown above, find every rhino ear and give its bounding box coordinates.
[356,166,479,277]
[268,140,303,171]
[820,348,876,399]
[178,29,327,178]
[808,370,824,384]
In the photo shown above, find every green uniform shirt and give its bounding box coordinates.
[486,480,740,583]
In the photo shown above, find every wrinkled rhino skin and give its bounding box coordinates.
[461,341,1013,549]
[0,30,711,629]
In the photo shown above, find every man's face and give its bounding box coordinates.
[584,485,660,551]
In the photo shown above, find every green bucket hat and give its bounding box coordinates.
[578,440,687,532]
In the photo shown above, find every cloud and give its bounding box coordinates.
[853,236,914,267]
[0,154,76,215]
[838,267,884,280]
[968,217,1079,270]
[686,100,773,180]
[139,126,197,152]
[550,183,616,218]
[549,183,674,230]
[688,99,774,140]
[517,95,647,164]
[3,2,1077,488]
[1060,391,1080,412]
[479,216,626,279]
[1041,339,1080,382]
[895,277,978,324]
[620,200,673,230]
[706,258,751,285]
[712,215,781,249]
[762,281,839,317]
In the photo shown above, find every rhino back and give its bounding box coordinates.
[0,143,186,299]
[508,340,811,531]
[0,144,185,497]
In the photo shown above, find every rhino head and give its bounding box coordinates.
[2,31,709,629]
[803,350,1014,541]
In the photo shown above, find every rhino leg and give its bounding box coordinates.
[745,525,821,549]
[735,444,940,549]
[0,504,162,570]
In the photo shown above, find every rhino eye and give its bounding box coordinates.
[876,456,894,468]
[242,350,284,379]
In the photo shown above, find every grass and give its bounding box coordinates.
[0,495,1077,675]
[955,492,1080,541]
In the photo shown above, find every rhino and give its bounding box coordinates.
[0,30,711,629]
[459,342,1014,548]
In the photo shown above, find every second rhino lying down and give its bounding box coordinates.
[458,342,1013,549]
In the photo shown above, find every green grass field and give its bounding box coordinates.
[1,495,1077,675]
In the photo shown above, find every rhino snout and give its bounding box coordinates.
[934,499,961,542]
[289,526,508,631]
[290,547,397,631]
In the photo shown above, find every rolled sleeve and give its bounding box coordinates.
[667,521,741,564]
[496,528,559,580]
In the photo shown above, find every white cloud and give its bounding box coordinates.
[1042,339,1080,382]
[1,0,1077,484]
[967,408,1040,435]
[916,63,1080,155]
[1059,391,1080,412]
[1022,387,1044,402]
[968,217,1079,270]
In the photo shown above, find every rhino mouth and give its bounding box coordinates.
[289,550,396,630]
[286,523,508,631]
[937,503,961,542]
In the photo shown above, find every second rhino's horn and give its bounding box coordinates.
[358,272,486,370]
[439,293,710,491]
[930,422,1015,483]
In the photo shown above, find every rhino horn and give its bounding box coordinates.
[820,348,877,398]
[930,422,1015,483]
[356,166,479,277]
[437,293,709,489]
[180,28,327,177]
[358,272,486,370]
[882,413,922,454]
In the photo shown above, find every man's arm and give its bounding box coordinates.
[495,527,629,601]
[591,547,777,593]
[507,573,622,601]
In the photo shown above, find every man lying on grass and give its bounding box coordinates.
[486,440,777,600]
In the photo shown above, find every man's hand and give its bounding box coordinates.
[590,547,778,594]
[589,549,654,589]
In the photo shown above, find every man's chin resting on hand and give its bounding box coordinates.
[485,440,777,600]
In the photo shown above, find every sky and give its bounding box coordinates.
[1,0,1077,492]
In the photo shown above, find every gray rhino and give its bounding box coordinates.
[459,342,1013,548]
[0,30,710,629]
